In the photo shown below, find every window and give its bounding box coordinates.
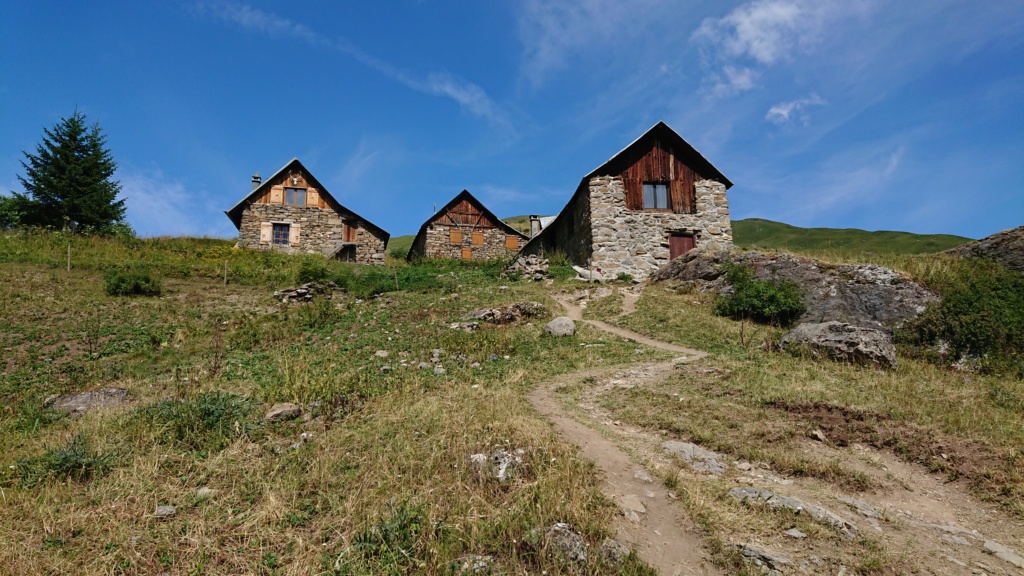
[505,235,519,250]
[643,183,670,210]
[472,231,484,245]
[272,223,290,246]
[285,187,306,206]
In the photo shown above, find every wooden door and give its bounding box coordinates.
[669,233,695,260]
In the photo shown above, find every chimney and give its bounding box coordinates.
[529,215,541,237]
[251,172,261,191]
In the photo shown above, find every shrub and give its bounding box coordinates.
[296,256,330,284]
[17,434,117,487]
[896,260,1024,376]
[340,500,427,574]
[139,391,256,452]
[616,272,634,283]
[714,263,805,327]
[104,267,162,296]
[388,245,409,260]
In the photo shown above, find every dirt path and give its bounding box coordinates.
[531,292,1024,575]
[530,295,718,575]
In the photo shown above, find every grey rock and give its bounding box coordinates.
[662,440,726,475]
[457,554,499,574]
[633,469,654,483]
[618,494,646,514]
[374,349,389,358]
[196,487,218,499]
[652,250,937,331]
[782,321,897,369]
[544,317,576,337]
[469,448,525,483]
[529,523,587,563]
[729,487,857,539]
[417,362,431,370]
[572,265,605,282]
[600,538,630,564]
[50,387,129,415]
[463,302,546,324]
[838,496,882,519]
[983,540,1024,569]
[433,366,447,375]
[154,505,176,519]
[265,402,302,422]
[784,528,807,539]
[948,225,1024,274]
[735,543,792,571]
[450,321,480,332]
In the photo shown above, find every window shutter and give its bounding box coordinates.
[505,235,519,250]
[461,247,472,260]
[289,224,301,246]
[472,231,484,245]
[450,230,462,244]
[259,222,272,244]
[270,186,284,204]
[307,189,320,208]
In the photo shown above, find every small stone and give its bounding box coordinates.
[633,469,654,483]
[374,350,389,358]
[618,494,646,514]
[417,362,431,370]
[784,528,807,539]
[470,362,481,369]
[265,403,302,422]
[736,462,753,471]
[196,487,218,499]
[433,366,447,375]
[154,505,176,519]
[600,538,630,565]
[810,429,827,442]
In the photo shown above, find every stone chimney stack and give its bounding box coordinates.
[251,172,261,191]
[529,215,541,237]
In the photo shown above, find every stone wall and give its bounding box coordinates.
[238,203,386,265]
[588,176,731,279]
[520,184,593,264]
[421,224,520,260]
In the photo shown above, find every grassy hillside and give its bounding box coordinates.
[501,215,533,235]
[1,229,1020,574]
[733,218,971,255]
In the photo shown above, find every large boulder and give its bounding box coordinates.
[544,317,576,336]
[781,321,897,369]
[947,225,1024,273]
[653,250,937,331]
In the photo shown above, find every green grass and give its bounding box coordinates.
[733,218,971,255]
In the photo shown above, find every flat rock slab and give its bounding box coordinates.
[736,543,792,571]
[265,403,302,422]
[662,440,727,475]
[729,487,857,539]
[782,321,897,369]
[983,540,1024,569]
[48,387,129,415]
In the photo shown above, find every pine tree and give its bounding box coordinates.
[8,111,126,233]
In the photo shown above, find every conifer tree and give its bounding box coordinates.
[6,111,126,233]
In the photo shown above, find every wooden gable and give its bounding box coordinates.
[434,198,501,229]
[618,140,703,214]
[251,167,329,209]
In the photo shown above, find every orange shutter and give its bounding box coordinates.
[505,235,519,250]
[461,247,472,260]
[259,222,272,244]
[472,231,484,245]
[270,186,284,204]
[450,230,462,244]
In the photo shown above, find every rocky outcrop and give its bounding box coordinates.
[782,321,898,369]
[45,387,129,416]
[653,250,937,331]
[504,254,549,281]
[463,302,546,324]
[273,281,340,303]
[947,225,1024,273]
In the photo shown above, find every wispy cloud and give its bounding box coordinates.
[195,2,507,126]
[765,93,825,124]
[692,0,872,96]
[120,168,234,238]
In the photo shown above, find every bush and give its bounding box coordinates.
[104,267,162,296]
[296,256,330,284]
[139,391,256,452]
[897,260,1024,376]
[17,434,117,487]
[388,245,409,260]
[714,263,805,327]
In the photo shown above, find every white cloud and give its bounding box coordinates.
[120,169,234,238]
[765,93,825,124]
[197,2,506,125]
[692,0,872,97]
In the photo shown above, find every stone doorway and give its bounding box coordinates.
[669,232,696,260]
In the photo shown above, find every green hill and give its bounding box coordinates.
[733,218,971,255]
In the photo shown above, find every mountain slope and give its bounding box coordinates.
[733,218,971,255]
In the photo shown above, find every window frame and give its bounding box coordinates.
[272,223,290,246]
[285,187,306,207]
[642,182,671,210]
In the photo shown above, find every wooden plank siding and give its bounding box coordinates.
[437,199,500,228]
[619,140,702,214]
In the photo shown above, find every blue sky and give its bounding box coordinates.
[2,1,1022,240]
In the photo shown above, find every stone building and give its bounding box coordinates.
[408,190,527,261]
[520,121,733,279]
[225,158,389,264]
